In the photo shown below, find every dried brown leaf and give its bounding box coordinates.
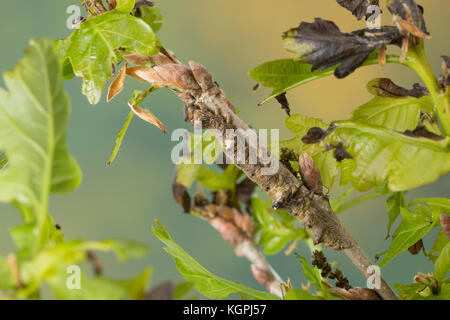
[107,64,127,102]
[128,102,167,134]
[172,173,191,214]
[336,0,380,20]
[275,92,291,116]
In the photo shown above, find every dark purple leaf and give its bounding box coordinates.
[172,173,191,214]
[283,19,402,78]
[336,0,380,20]
[368,78,428,98]
[403,125,445,141]
[275,92,291,116]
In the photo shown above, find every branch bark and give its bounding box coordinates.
[129,51,399,300]
[189,197,284,298]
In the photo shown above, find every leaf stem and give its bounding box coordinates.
[405,46,450,136]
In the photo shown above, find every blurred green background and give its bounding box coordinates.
[0,0,448,298]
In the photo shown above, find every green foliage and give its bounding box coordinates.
[57,11,159,104]
[248,59,335,105]
[116,0,136,13]
[280,114,338,189]
[434,243,450,281]
[138,7,164,32]
[248,52,398,105]
[352,79,434,132]
[0,38,81,253]
[284,289,317,300]
[395,282,450,300]
[0,38,152,300]
[385,192,406,237]
[378,205,437,267]
[152,220,279,300]
[0,257,15,291]
[328,121,450,192]
[409,198,450,215]
[252,198,307,255]
[177,163,240,192]
[295,254,329,298]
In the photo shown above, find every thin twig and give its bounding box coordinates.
[127,51,398,300]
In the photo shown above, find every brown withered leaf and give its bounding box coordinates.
[153,64,201,91]
[123,53,153,66]
[189,61,215,92]
[369,78,428,98]
[128,102,167,134]
[172,173,191,214]
[147,281,174,300]
[408,239,423,255]
[275,93,291,116]
[133,0,154,10]
[107,64,127,102]
[298,152,323,194]
[283,19,402,78]
[403,125,445,141]
[236,178,257,209]
[388,0,430,40]
[126,66,167,87]
[336,0,380,20]
[441,214,450,239]
[439,55,450,91]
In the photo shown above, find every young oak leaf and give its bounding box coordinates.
[57,11,159,104]
[351,78,434,132]
[336,0,380,20]
[0,39,81,220]
[307,121,450,191]
[152,220,279,300]
[378,205,437,267]
[283,18,402,78]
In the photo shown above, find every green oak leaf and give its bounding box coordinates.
[0,38,81,222]
[385,192,406,237]
[116,0,136,13]
[352,79,434,132]
[379,205,437,267]
[327,121,450,191]
[432,230,449,257]
[284,289,317,300]
[138,6,164,32]
[280,114,338,189]
[152,220,279,300]
[20,239,148,295]
[252,198,308,255]
[395,282,450,300]
[248,50,399,105]
[57,11,159,104]
[408,198,450,215]
[0,256,16,291]
[295,254,329,298]
[49,267,152,300]
[434,242,450,281]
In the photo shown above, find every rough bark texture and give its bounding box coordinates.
[129,52,398,300]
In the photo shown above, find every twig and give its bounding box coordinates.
[128,51,398,300]
[189,191,284,298]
